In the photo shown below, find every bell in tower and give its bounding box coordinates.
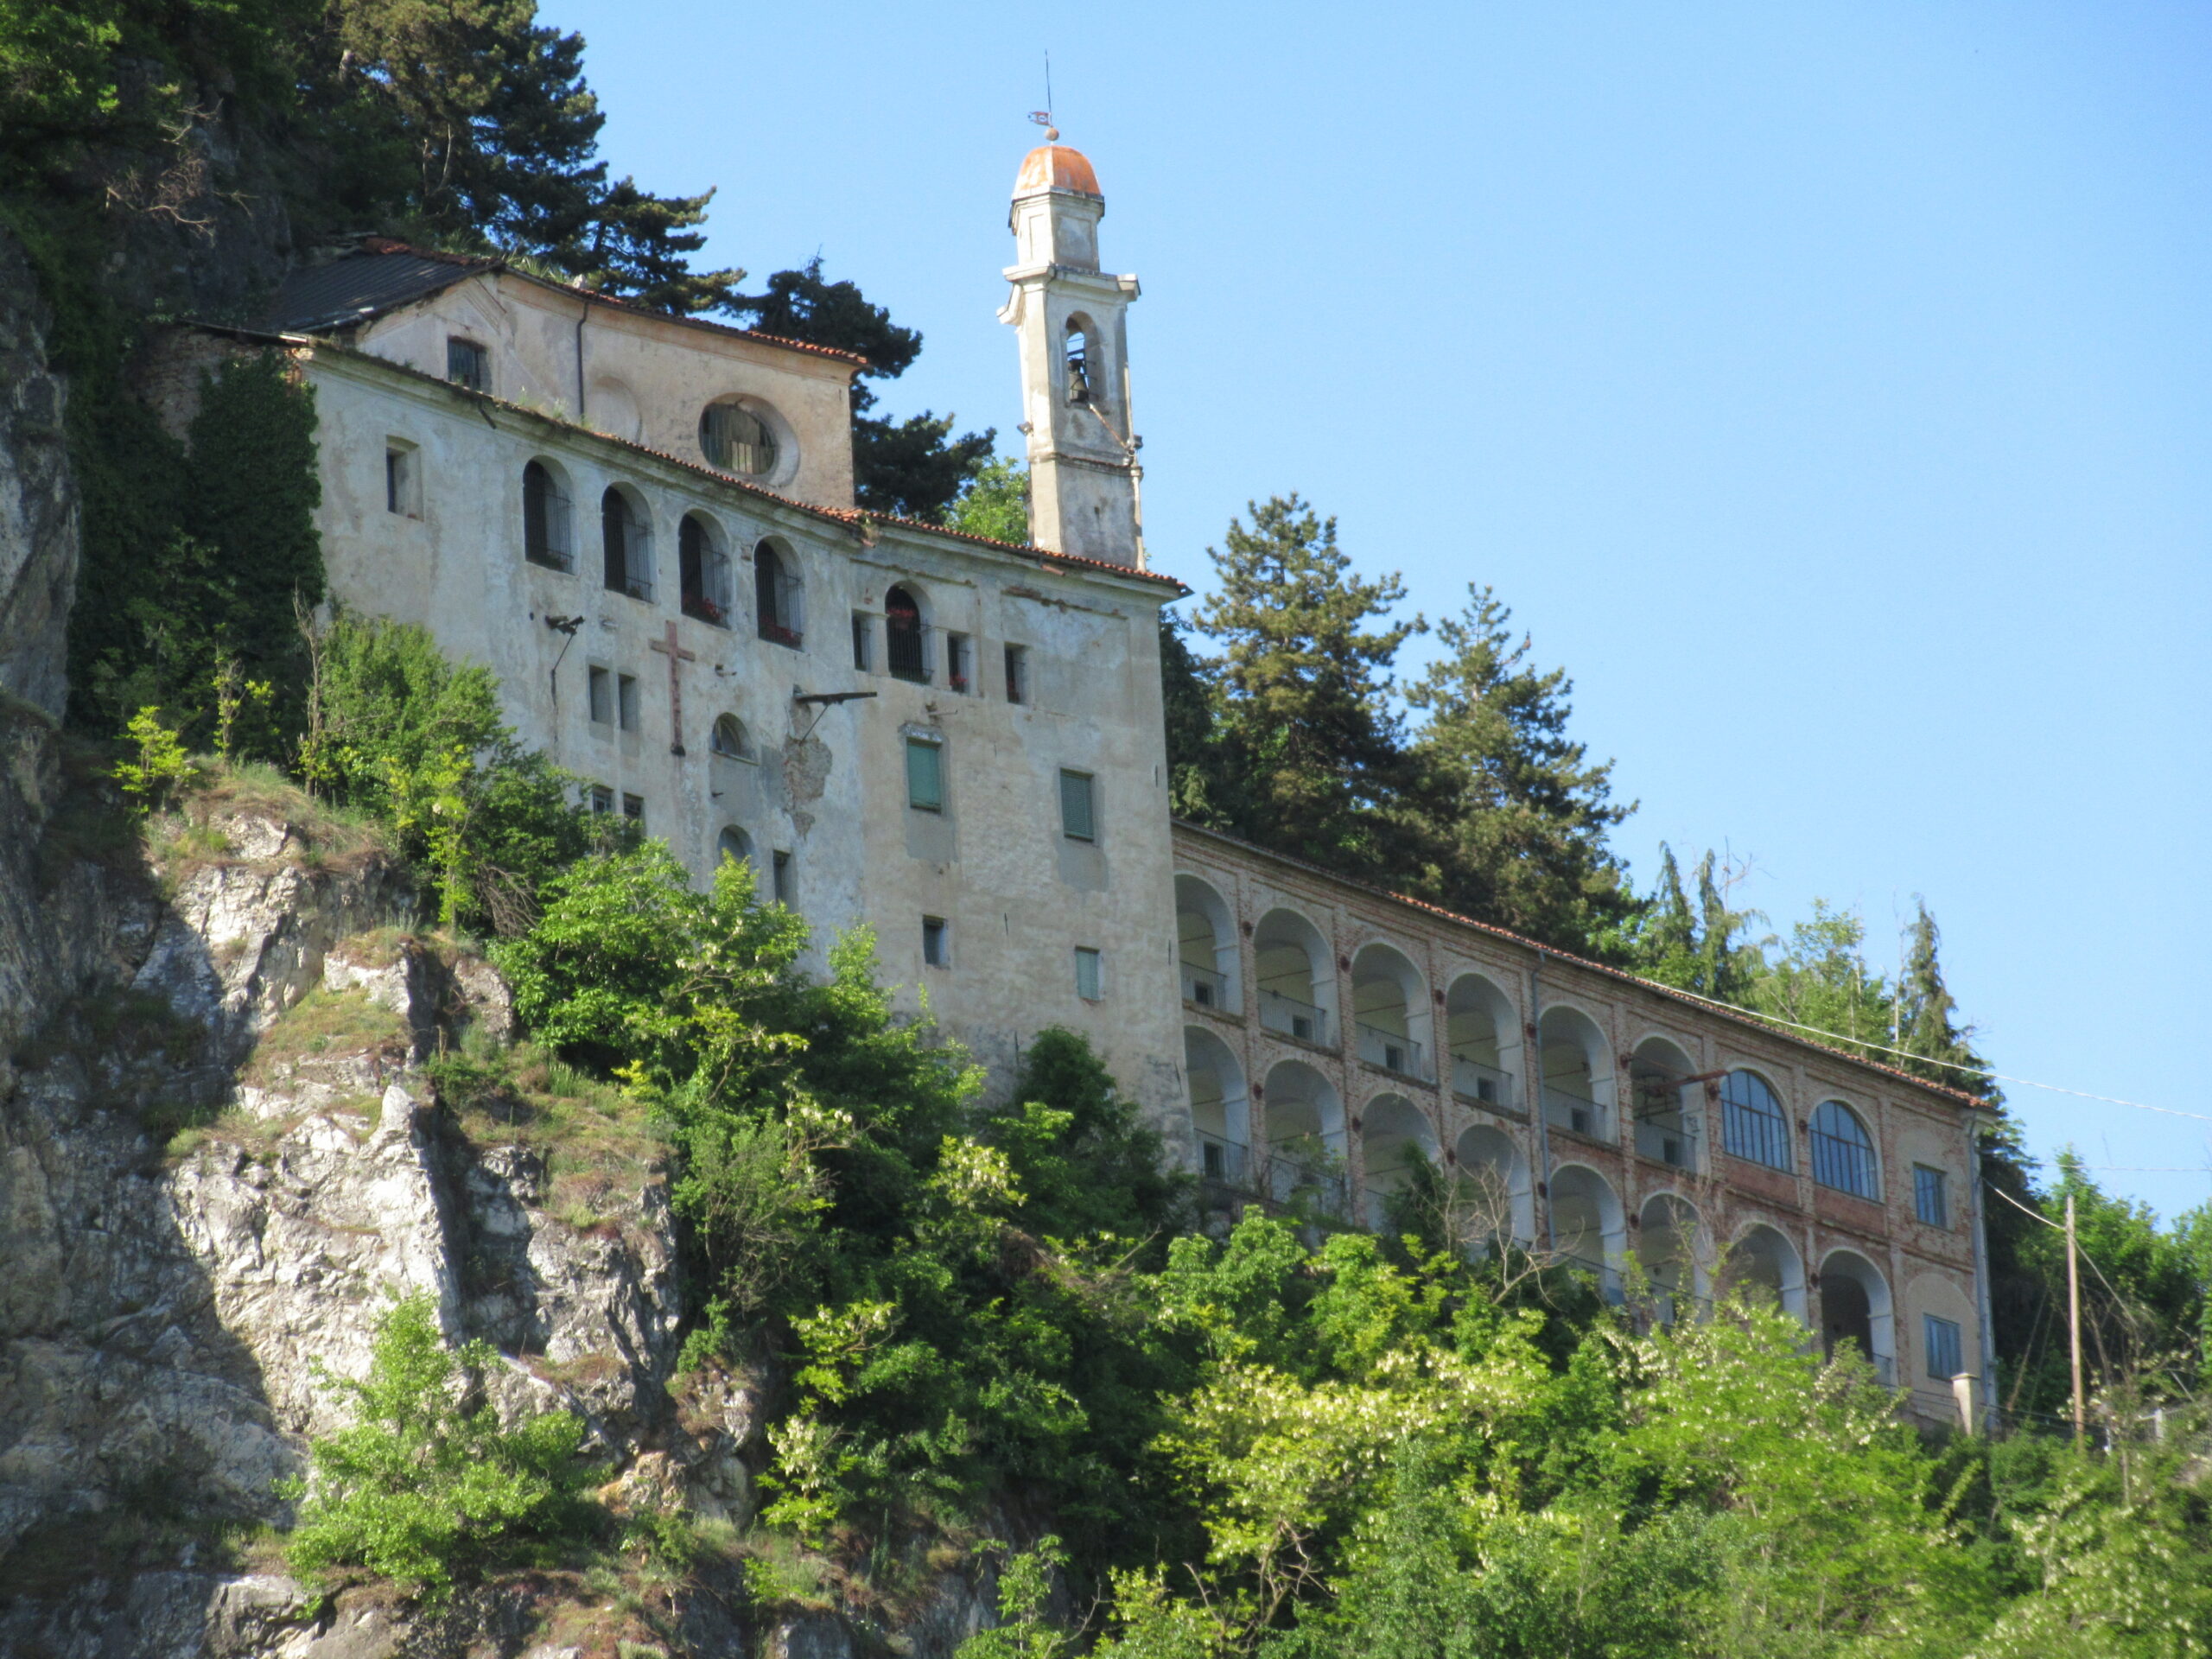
[998,134,1145,568]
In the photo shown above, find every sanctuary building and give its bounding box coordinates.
[155,138,1996,1428]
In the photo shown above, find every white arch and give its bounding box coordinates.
[1818,1248,1897,1382]
[1722,1223,1808,1322]
[1175,874,1239,1013]
[1444,970,1520,1109]
[1262,1058,1345,1213]
[1630,1034,1700,1172]
[1453,1123,1534,1248]
[1351,942,1433,1081]
[1185,1026,1251,1186]
[1361,1091,1439,1229]
[1254,907,1336,1046]
[1539,1005,1614,1140]
[1637,1192,1709,1325]
[1549,1163,1627,1300]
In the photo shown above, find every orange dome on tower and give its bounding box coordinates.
[1014,143,1101,198]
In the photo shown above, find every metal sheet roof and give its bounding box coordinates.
[260,250,489,333]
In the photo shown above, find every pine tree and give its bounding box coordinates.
[1625,848,1762,1000]
[1186,495,1428,881]
[1405,584,1634,949]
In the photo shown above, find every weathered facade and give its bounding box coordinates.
[1172,822,1995,1427]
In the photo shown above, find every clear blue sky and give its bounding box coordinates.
[549,0,2211,1222]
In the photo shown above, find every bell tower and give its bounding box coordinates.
[999,135,1145,568]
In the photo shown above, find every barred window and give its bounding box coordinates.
[1809,1100,1878,1198]
[447,337,489,392]
[522,461,572,569]
[700,400,778,475]
[601,487,652,601]
[1720,1069,1791,1172]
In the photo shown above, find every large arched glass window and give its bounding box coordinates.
[1809,1100,1878,1198]
[700,400,778,475]
[1720,1069,1791,1171]
[601,486,652,601]
[522,461,572,570]
[754,540,802,646]
[680,513,729,626]
[885,584,928,682]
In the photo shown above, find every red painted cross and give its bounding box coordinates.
[648,620,698,755]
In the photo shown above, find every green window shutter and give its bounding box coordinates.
[1059,769,1095,840]
[906,737,944,811]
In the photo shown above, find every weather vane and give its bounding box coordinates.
[1030,52,1058,142]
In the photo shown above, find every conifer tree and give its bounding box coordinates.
[1185,495,1429,881]
[1405,584,1635,947]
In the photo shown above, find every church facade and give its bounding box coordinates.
[159,140,1995,1426]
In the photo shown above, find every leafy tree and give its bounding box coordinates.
[1178,495,1428,883]
[1621,845,1763,1001]
[1406,583,1635,948]
[283,1292,589,1597]
[945,453,1032,544]
[732,257,995,520]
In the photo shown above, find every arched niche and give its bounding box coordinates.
[1722,1223,1808,1321]
[1453,1124,1534,1249]
[1175,874,1238,1013]
[1262,1058,1345,1214]
[1360,1092,1438,1230]
[1539,1005,1614,1140]
[1445,971,1520,1109]
[1637,1192,1708,1325]
[1818,1248,1897,1382]
[1630,1035,1700,1172]
[1185,1026,1251,1186]
[1549,1164,1627,1300]
[885,582,930,682]
[1351,942,1432,1081]
[1254,907,1335,1046]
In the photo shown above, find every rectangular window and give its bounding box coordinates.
[446,337,489,392]
[588,666,613,724]
[851,613,873,671]
[1924,1314,1963,1381]
[1059,768,1096,841]
[588,784,614,814]
[906,735,944,812]
[621,792,645,824]
[946,632,971,693]
[1004,642,1029,704]
[1914,1165,1949,1228]
[922,915,949,967]
[617,673,639,732]
[385,442,419,517]
[772,849,794,906]
[1073,946,1103,1001]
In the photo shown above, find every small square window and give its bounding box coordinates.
[906,735,944,812]
[1913,1165,1949,1228]
[588,666,613,724]
[1059,768,1096,842]
[851,613,873,671]
[447,337,489,392]
[617,673,639,732]
[922,915,949,967]
[1004,643,1029,704]
[385,442,420,517]
[772,849,794,906]
[1924,1314,1962,1381]
[588,785,614,814]
[621,792,645,824]
[946,632,971,694]
[1073,946,1103,1001]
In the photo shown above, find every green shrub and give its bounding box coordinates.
[282,1293,591,1597]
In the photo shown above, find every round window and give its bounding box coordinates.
[701,401,779,476]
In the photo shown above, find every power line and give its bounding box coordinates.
[1657,989,2212,1126]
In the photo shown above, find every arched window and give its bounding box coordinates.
[601,487,652,601]
[717,826,753,864]
[680,514,729,625]
[522,461,572,570]
[1720,1070,1791,1172]
[700,400,778,475]
[1810,1101,1878,1198]
[709,715,749,760]
[1064,316,1092,404]
[754,541,801,645]
[885,584,927,682]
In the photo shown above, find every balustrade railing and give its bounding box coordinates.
[1356,1021,1429,1080]
[1451,1055,1515,1109]
[1258,988,1330,1046]
[1197,1131,1252,1192]
[1182,963,1231,1011]
[1635,1116,1700,1170]
[1268,1157,1351,1218]
[1543,1085,1605,1138]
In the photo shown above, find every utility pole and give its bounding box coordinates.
[2067,1190,2085,1447]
